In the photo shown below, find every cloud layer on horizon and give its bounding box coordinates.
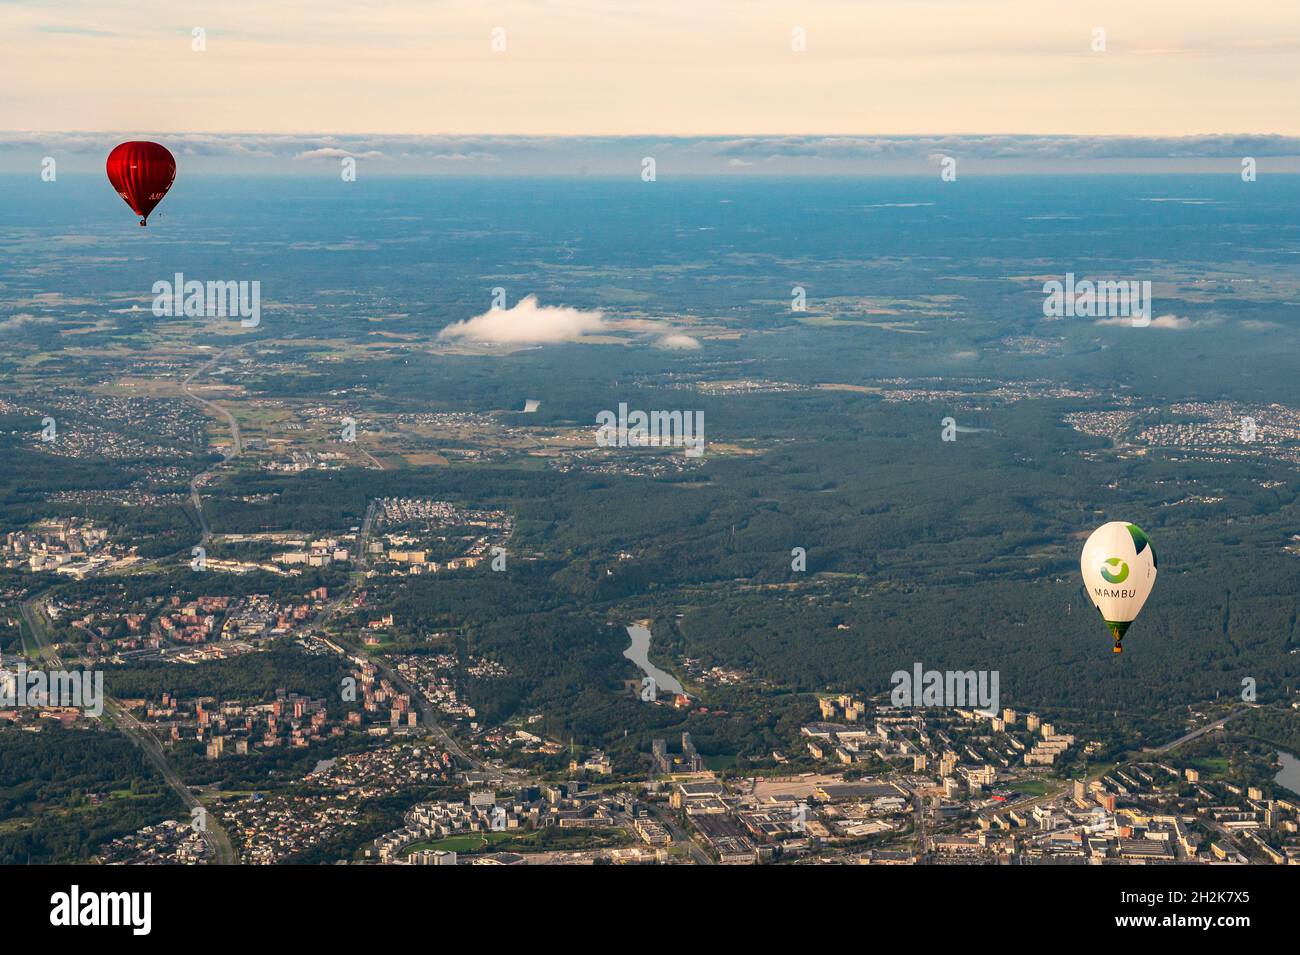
[3,132,1300,175]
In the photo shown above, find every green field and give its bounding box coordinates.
[1006,779,1054,797]
[401,826,632,857]
[402,832,514,855]
[1188,756,1231,779]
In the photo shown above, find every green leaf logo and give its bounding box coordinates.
[1100,557,1129,584]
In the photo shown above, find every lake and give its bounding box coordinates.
[1275,751,1300,797]
[623,623,686,698]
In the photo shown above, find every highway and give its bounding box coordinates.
[308,499,482,770]
[19,592,237,864]
[21,357,480,860]
[7,356,463,866]
[1147,709,1248,754]
[646,802,713,865]
[181,349,243,547]
[7,351,252,863]
[965,704,1256,829]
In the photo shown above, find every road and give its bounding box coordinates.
[1147,709,1248,754]
[646,802,713,865]
[16,360,470,863]
[19,592,237,864]
[8,357,457,866]
[181,350,243,546]
[356,444,385,470]
[18,350,251,864]
[913,787,929,858]
[307,499,482,770]
[965,704,1255,829]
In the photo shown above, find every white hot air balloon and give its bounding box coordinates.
[1080,521,1158,654]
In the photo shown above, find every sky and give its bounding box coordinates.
[2,0,1299,174]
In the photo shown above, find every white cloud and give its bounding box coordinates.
[1240,319,1281,331]
[293,147,386,161]
[655,333,702,350]
[1096,313,1193,329]
[438,295,605,344]
[0,312,52,331]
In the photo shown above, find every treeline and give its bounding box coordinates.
[0,725,184,863]
[105,645,352,710]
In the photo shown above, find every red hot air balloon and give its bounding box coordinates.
[105,142,176,226]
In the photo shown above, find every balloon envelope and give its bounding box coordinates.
[1080,521,1157,652]
[106,142,176,226]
